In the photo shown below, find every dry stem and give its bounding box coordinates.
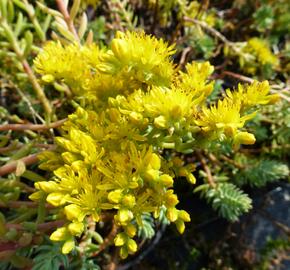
[106,248,119,270]
[90,223,119,257]
[220,155,245,169]
[0,119,66,132]
[183,17,241,55]
[196,152,216,188]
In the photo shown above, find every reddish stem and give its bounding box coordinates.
[90,223,118,257]
[0,154,39,177]
[6,220,66,232]
[0,119,66,132]
[55,0,80,42]
[0,201,54,209]
[197,152,216,188]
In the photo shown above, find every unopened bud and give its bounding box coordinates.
[42,74,54,83]
[159,174,174,187]
[154,115,167,129]
[166,207,178,222]
[149,153,161,170]
[235,132,256,145]
[111,39,129,60]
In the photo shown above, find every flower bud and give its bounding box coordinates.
[164,191,179,207]
[35,181,59,193]
[178,167,188,177]
[234,132,256,145]
[111,39,129,60]
[117,209,133,224]
[42,74,54,83]
[144,169,159,182]
[127,239,137,253]
[50,227,69,241]
[186,173,196,184]
[175,219,185,234]
[129,112,143,124]
[154,115,167,129]
[108,189,123,203]
[120,246,128,259]
[166,207,179,222]
[178,210,191,222]
[68,222,84,236]
[62,239,75,254]
[46,192,65,207]
[114,233,127,246]
[149,153,161,170]
[159,174,174,187]
[64,204,83,221]
[122,194,136,208]
[125,223,137,238]
[29,191,44,201]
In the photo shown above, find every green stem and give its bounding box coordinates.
[10,209,37,223]
[13,0,46,41]
[22,59,52,116]
[1,21,52,115]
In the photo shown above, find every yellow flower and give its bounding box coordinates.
[114,233,127,246]
[245,38,278,66]
[174,61,214,101]
[143,87,198,126]
[70,187,108,222]
[99,31,176,88]
[196,98,256,139]
[226,81,280,111]
[34,42,86,89]
[111,86,200,138]
[240,38,279,74]
[34,42,103,96]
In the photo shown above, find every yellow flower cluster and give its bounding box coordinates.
[147,1,216,27]
[242,38,279,74]
[31,115,190,256]
[225,81,280,111]
[34,42,103,96]
[34,31,176,99]
[100,31,176,88]
[31,31,278,257]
